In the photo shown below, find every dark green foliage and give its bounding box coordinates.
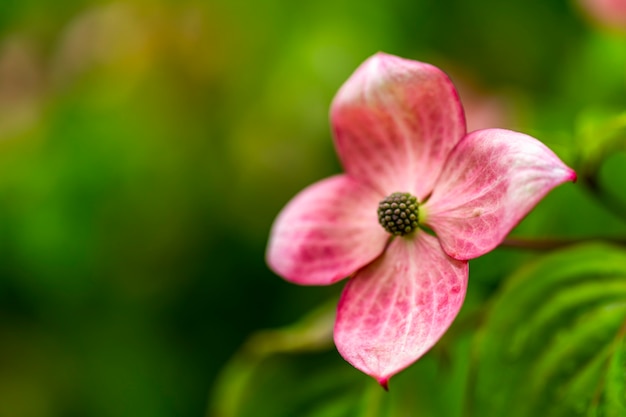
[469,244,626,417]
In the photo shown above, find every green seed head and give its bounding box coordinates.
[377,192,419,236]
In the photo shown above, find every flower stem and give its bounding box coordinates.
[575,112,626,224]
[361,381,385,417]
[500,236,626,251]
[580,170,626,224]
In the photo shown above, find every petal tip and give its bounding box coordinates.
[377,376,390,391]
[558,166,577,184]
[369,51,402,66]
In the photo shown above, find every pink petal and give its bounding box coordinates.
[424,129,577,260]
[578,0,626,30]
[266,175,389,286]
[330,52,466,200]
[334,234,468,386]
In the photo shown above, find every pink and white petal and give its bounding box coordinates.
[266,175,389,286]
[424,129,577,260]
[334,233,468,387]
[578,0,626,30]
[330,52,466,200]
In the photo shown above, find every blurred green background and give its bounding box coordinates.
[0,0,625,416]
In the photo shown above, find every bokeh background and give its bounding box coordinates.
[0,0,625,416]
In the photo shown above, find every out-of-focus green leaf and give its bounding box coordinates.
[469,243,626,417]
[208,298,472,417]
[576,110,626,173]
[207,300,372,417]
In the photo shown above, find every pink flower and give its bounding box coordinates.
[577,0,626,31]
[266,53,576,388]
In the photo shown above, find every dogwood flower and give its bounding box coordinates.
[266,53,576,388]
[578,0,626,31]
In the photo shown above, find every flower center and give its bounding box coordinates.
[377,192,420,236]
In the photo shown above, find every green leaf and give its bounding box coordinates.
[576,110,626,175]
[208,298,472,417]
[469,243,626,417]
